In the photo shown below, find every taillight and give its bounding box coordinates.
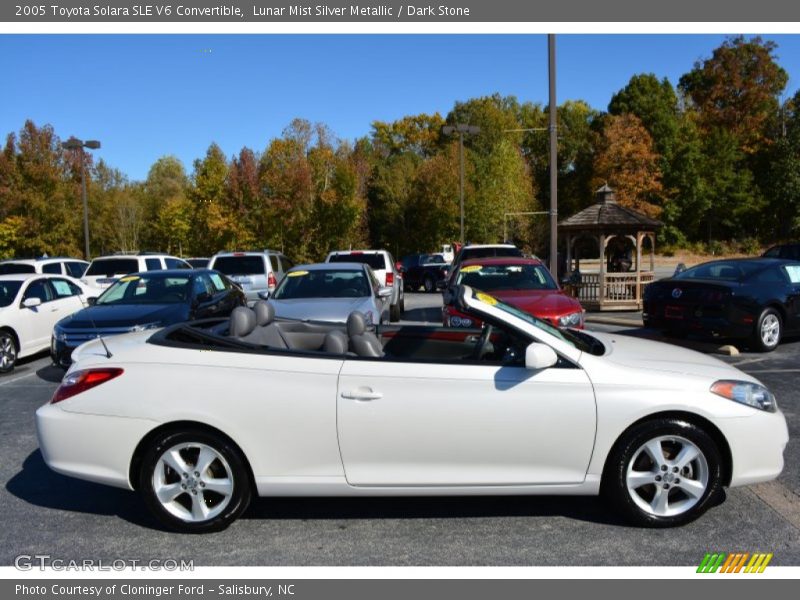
[385,272,394,286]
[268,271,277,290]
[51,368,124,404]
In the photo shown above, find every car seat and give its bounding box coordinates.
[347,311,384,358]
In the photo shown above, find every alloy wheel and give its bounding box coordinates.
[0,336,16,371]
[152,442,234,523]
[625,435,709,518]
[760,313,781,348]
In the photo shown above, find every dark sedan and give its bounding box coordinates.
[400,253,449,292]
[51,269,245,367]
[643,258,800,351]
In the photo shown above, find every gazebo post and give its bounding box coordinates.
[565,233,572,275]
[635,231,643,305]
[650,233,655,272]
[598,233,606,307]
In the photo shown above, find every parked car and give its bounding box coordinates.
[763,243,800,261]
[208,250,292,306]
[441,258,584,329]
[451,243,524,269]
[268,263,392,325]
[36,284,787,532]
[82,253,192,290]
[51,269,245,368]
[185,257,210,269]
[0,274,92,372]
[643,258,800,352]
[325,249,404,321]
[0,257,89,278]
[400,253,449,293]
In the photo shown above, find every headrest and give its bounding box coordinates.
[253,301,275,326]
[323,330,348,354]
[229,306,257,337]
[346,311,368,337]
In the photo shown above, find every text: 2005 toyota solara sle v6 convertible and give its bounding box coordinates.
[36,285,788,532]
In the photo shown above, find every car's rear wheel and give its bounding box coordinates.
[0,332,17,373]
[390,300,401,322]
[139,429,251,533]
[602,418,723,527]
[423,275,435,293]
[752,308,782,352]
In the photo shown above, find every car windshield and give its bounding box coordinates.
[328,253,386,270]
[675,261,762,282]
[0,263,35,275]
[460,247,523,261]
[468,288,601,355]
[96,274,192,305]
[273,269,370,299]
[85,258,138,277]
[0,281,22,307]
[457,263,556,291]
[423,254,446,264]
[211,256,265,276]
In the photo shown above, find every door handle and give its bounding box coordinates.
[340,388,383,401]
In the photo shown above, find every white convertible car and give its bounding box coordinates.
[36,286,788,533]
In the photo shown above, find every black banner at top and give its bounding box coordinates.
[4,0,800,22]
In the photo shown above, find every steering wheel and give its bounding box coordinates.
[470,324,494,360]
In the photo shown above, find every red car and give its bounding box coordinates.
[442,257,584,329]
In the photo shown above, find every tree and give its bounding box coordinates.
[679,36,788,153]
[143,156,191,254]
[371,113,445,158]
[591,114,663,218]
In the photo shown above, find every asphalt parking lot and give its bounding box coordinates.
[1,292,799,566]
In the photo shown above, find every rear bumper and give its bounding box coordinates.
[643,304,752,340]
[36,402,156,490]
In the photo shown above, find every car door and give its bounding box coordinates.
[191,273,226,319]
[49,277,88,315]
[782,264,800,331]
[336,326,596,487]
[17,278,58,353]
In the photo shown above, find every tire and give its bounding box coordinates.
[139,429,252,533]
[423,275,435,293]
[0,331,17,374]
[602,418,723,527]
[752,308,782,352]
[390,302,401,322]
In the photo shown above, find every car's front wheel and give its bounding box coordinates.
[602,418,723,527]
[139,429,252,533]
[0,331,17,373]
[752,307,782,352]
[423,275,435,293]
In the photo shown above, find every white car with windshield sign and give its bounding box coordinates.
[35,285,787,532]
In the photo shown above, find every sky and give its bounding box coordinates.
[2,34,800,181]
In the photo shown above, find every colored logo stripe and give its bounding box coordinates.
[697,552,773,573]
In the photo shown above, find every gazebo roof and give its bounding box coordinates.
[558,185,663,232]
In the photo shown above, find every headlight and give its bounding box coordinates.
[711,380,776,412]
[450,316,473,327]
[558,311,583,328]
[129,322,162,332]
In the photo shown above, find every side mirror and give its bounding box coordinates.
[87,297,98,306]
[525,343,558,370]
[22,297,42,309]
[257,290,270,300]
[377,286,393,298]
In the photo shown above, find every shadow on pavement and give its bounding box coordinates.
[36,364,65,384]
[6,450,158,530]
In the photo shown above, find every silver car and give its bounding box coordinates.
[267,263,392,325]
[208,250,293,306]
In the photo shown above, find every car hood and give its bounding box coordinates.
[270,297,371,323]
[58,303,188,329]
[490,289,581,315]
[583,331,760,384]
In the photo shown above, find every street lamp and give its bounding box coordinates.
[62,137,101,260]
[442,124,480,245]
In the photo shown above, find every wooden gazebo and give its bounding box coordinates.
[559,185,663,311]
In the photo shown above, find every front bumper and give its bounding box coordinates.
[50,336,79,369]
[36,402,157,490]
[721,407,789,487]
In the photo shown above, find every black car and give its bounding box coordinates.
[763,243,800,261]
[643,258,800,352]
[400,253,449,292]
[51,269,245,367]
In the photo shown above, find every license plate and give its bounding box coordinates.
[665,305,684,320]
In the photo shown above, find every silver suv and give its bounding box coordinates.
[209,250,293,306]
[325,249,404,321]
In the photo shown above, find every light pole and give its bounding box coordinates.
[547,33,558,278]
[62,137,101,260]
[442,124,480,245]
